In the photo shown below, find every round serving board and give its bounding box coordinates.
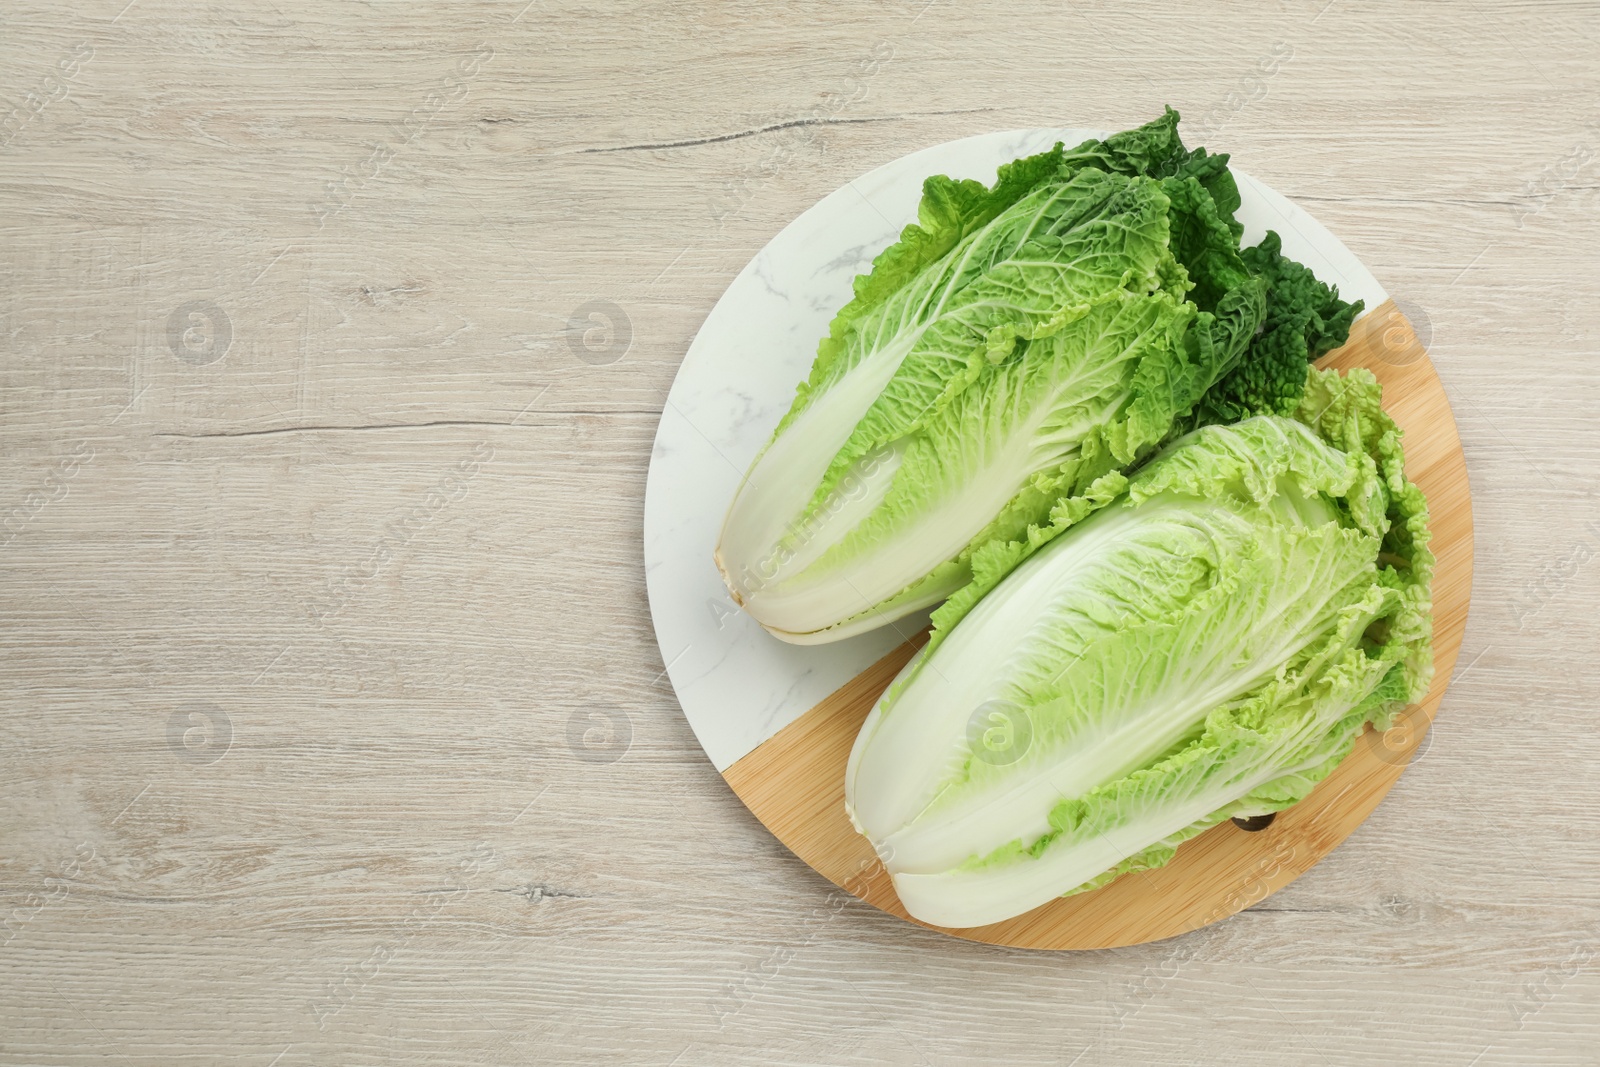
[643,128,1473,950]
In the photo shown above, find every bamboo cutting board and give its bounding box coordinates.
[720,302,1471,949]
[642,126,1473,950]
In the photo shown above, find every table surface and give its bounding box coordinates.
[3,2,1597,1065]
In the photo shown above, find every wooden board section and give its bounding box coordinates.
[723,300,1473,949]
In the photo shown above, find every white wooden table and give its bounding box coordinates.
[3,2,1597,1063]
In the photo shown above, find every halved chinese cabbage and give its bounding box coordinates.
[716,109,1356,643]
[845,367,1432,928]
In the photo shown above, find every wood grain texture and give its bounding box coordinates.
[724,301,1473,949]
[2,0,1597,1064]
